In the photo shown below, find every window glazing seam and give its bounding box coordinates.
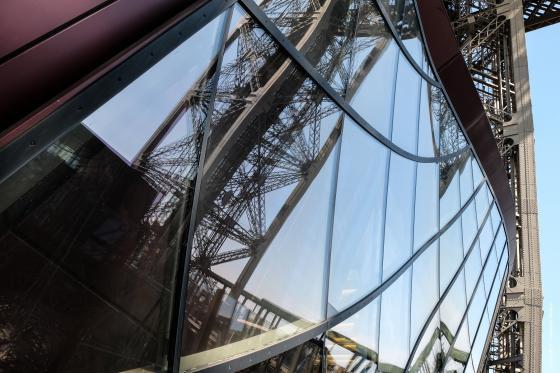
[371,0,441,88]
[404,199,498,370]
[463,245,507,370]
[441,240,507,368]
[194,179,486,372]
[238,0,470,165]
[168,8,234,373]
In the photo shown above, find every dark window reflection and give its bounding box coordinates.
[0,12,226,372]
[181,7,342,369]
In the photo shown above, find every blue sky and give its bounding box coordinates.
[526,22,560,373]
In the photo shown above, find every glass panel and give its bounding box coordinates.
[378,268,411,372]
[349,38,399,138]
[181,9,344,368]
[433,87,467,156]
[410,242,438,344]
[440,270,467,348]
[471,158,484,189]
[475,184,491,227]
[0,12,226,372]
[417,80,439,157]
[391,52,421,153]
[258,0,393,100]
[467,281,486,343]
[414,162,438,251]
[459,152,474,206]
[490,205,501,236]
[461,202,479,256]
[494,225,506,258]
[444,317,471,371]
[398,0,423,65]
[378,0,426,70]
[439,219,463,293]
[409,316,442,373]
[329,119,388,312]
[83,16,224,165]
[440,155,461,227]
[478,214,495,262]
[487,255,504,320]
[464,240,482,300]
[382,153,415,280]
[327,300,380,372]
[471,306,490,372]
[483,245,499,296]
[466,357,475,373]
[240,335,324,372]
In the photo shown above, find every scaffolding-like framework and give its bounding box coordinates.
[444,0,554,371]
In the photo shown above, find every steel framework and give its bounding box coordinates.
[443,0,548,371]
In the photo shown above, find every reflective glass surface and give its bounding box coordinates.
[413,162,439,251]
[440,270,467,347]
[417,81,439,157]
[382,153,415,279]
[327,300,380,371]
[0,0,512,371]
[439,154,463,227]
[349,39,399,138]
[409,316,441,373]
[410,242,438,344]
[464,240,483,300]
[329,120,388,311]
[378,269,411,372]
[0,12,226,372]
[439,219,463,293]
[391,52,421,153]
[444,317,471,370]
[181,7,343,367]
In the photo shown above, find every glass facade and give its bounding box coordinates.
[0,0,510,372]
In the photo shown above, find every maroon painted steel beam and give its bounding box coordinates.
[0,0,207,137]
[415,0,516,264]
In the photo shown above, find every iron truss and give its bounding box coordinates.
[444,0,545,371]
[523,0,560,31]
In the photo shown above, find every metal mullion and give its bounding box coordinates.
[238,0,470,165]
[404,196,497,370]
[196,178,486,373]
[167,7,234,373]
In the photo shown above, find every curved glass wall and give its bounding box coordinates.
[0,0,511,372]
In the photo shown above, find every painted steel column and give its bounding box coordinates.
[502,0,544,370]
